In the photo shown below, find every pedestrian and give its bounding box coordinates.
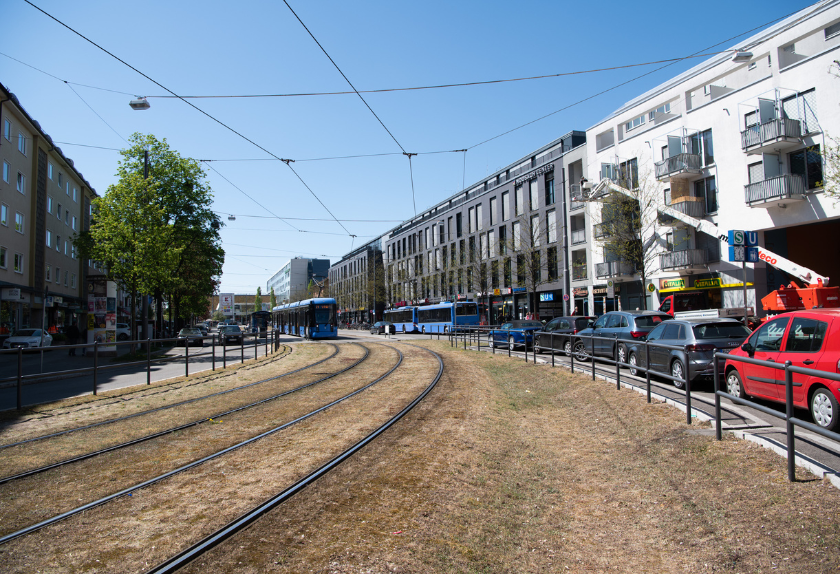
[66,323,80,356]
[80,325,88,356]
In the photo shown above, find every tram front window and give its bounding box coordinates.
[315,305,334,325]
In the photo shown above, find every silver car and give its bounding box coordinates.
[3,329,53,349]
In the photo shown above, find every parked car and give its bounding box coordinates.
[220,325,243,345]
[176,327,204,347]
[195,324,209,336]
[573,311,672,363]
[535,316,596,355]
[724,309,840,432]
[626,318,752,388]
[2,329,53,349]
[370,321,396,335]
[488,320,544,351]
[116,323,131,341]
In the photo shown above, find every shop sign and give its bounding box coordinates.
[694,278,723,289]
[573,287,588,297]
[539,293,554,302]
[493,289,501,296]
[45,296,54,308]
[512,287,526,294]
[660,278,686,290]
[592,284,614,296]
[5,288,21,299]
[514,162,554,186]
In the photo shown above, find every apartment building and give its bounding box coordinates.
[583,1,840,316]
[328,238,384,324]
[379,131,587,323]
[267,257,330,305]
[0,82,96,336]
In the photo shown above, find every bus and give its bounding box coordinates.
[249,310,271,336]
[272,297,338,340]
[384,307,419,333]
[416,301,479,333]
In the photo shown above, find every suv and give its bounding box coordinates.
[116,323,131,341]
[535,316,596,355]
[724,309,840,432]
[573,311,672,363]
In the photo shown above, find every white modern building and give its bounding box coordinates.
[582,0,840,316]
[267,257,330,304]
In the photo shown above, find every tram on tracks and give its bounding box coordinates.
[384,306,419,333]
[272,297,338,339]
[416,301,479,333]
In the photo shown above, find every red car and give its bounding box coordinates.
[724,309,840,432]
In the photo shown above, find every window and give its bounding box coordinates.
[547,209,557,243]
[488,230,496,258]
[689,129,714,166]
[619,158,638,189]
[490,197,497,225]
[0,247,5,268]
[531,215,541,247]
[46,264,52,282]
[71,273,76,289]
[456,213,463,237]
[65,209,70,225]
[468,207,475,233]
[513,221,521,250]
[46,230,52,248]
[0,204,6,226]
[2,161,9,183]
[15,212,23,233]
[56,235,61,251]
[55,266,61,284]
[66,181,70,196]
[752,318,789,352]
[499,225,507,256]
[72,187,78,202]
[789,146,823,190]
[64,240,68,255]
[827,22,840,40]
[501,191,510,221]
[545,175,555,206]
[17,132,26,155]
[476,204,483,231]
[648,102,671,121]
[64,270,68,287]
[14,253,23,273]
[16,172,25,193]
[529,179,538,211]
[56,203,61,219]
[547,246,558,281]
[468,236,476,263]
[3,119,10,140]
[515,184,524,216]
[785,317,828,352]
[47,196,54,214]
[480,233,487,260]
[625,113,646,132]
[71,216,77,231]
[48,163,54,180]
[694,177,718,213]
[58,172,63,188]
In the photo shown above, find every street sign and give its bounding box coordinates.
[729,246,759,262]
[728,230,745,246]
[562,294,570,301]
[606,280,615,298]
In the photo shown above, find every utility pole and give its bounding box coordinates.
[140,150,149,341]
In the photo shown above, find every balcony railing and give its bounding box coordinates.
[744,174,806,206]
[740,118,802,151]
[595,260,636,278]
[666,198,706,219]
[572,265,588,281]
[654,153,702,180]
[593,222,612,239]
[571,229,586,245]
[659,249,707,270]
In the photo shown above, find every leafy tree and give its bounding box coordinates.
[254,287,263,312]
[212,310,226,322]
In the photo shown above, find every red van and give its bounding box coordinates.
[723,309,840,431]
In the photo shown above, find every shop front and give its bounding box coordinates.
[0,287,32,339]
[490,288,514,324]
[573,287,590,317]
[657,273,754,313]
[537,290,564,321]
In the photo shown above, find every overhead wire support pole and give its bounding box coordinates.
[404,153,418,216]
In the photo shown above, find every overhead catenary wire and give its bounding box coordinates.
[22,0,353,237]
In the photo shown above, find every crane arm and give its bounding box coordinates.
[583,178,829,286]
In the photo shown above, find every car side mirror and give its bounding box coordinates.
[741,342,754,355]
[593,324,600,330]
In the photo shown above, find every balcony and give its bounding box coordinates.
[658,197,706,226]
[659,249,707,272]
[744,174,806,208]
[593,222,612,239]
[572,264,588,281]
[595,260,636,279]
[654,153,702,181]
[569,184,585,211]
[740,118,802,155]
[571,228,586,245]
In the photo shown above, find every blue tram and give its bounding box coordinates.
[384,307,419,333]
[272,297,338,340]
[416,301,479,333]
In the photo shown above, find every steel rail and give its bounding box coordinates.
[145,343,442,574]
[0,343,310,450]
[0,343,402,545]
[0,344,366,484]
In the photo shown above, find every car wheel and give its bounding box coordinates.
[534,335,541,354]
[617,344,627,365]
[487,334,495,348]
[628,352,639,376]
[509,336,516,352]
[671,359,686,390]
[726,370,747,399]
[811,388,840,432]
[117,333,128,341]
[563,340,572,356]
[573,341,590,362]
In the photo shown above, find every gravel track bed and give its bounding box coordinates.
[0,342,439,573]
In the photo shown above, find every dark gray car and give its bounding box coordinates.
[535,316,596,355]
[573,311,672,364]
[626,318,752,388]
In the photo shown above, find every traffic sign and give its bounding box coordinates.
[728,230,745,246]
[562,294,570,301]
[606,280,615,298]
[729,246,758,262]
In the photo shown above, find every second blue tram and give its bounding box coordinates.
[272,297,338,339]
[384,307,419,333]
[416,301,479,333]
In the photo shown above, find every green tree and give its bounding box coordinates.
[255,287,263,312]
[212,310,226,322]
[269,287,276,310]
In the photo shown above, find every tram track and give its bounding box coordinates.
[0,342,366,484]
[0,342,442,573]
[0,342,402,544]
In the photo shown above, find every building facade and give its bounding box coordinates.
[328,238,384,324]
[583,1,840,317]
[266,257,330,304]
[0,82,97,338]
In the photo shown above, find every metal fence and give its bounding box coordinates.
[2,329,283,411]
[443,325,840,481]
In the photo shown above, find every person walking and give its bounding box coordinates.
[66,323,80,356]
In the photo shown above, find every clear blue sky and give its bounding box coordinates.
[2,0,815,294]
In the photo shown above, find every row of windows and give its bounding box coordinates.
[4,118,27,157]
[44,263,77,288]
[0,246,24,274]
[46,196,78,231]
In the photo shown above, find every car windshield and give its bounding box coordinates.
[519,321,543,328]
[693,323,752,339]
[221,326,240,334]
[179,329,201,336]
[14,329,39,337]
[634,315,669,328]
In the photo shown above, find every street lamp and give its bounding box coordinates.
[129,97,150,111]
